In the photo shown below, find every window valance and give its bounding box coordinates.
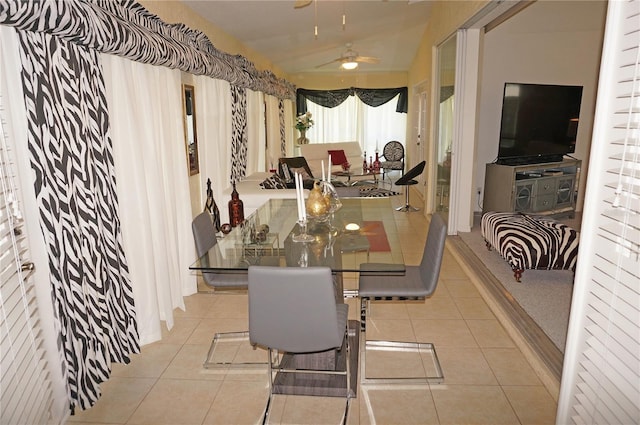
[296,87,408,114]
[0,0,296,100]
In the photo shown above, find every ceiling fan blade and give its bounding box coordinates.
[315,58,341,68]
[294,0,312,9]
[354,56,380,64]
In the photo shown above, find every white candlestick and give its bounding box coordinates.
[298,173,306,220]
[328,154,332,182]
[295,172,303,221]
[321,160,325,182]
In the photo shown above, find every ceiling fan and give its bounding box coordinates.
[316,43,380,70]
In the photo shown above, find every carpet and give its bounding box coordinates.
[360,221,391,252]
[358,186,400,197]
[458,222,575,351]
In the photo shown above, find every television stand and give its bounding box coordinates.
[482,159,581,218]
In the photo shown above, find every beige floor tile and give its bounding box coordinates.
[412,319,478,348]
[406,296,463,320]
[174,293,219,318]
[435,347,498,385]
[203,380,269,424]
[111,342,181,378]
[204,294,249,319]
[431,385,519,425]
[366,318,416,342]
[278,395,350,425]
[185,318,248,345]
[443,277,481,298]
[359,387,438,425]
[161,344,224,380]
[503,385,557,425]
[368,300,410,320]
[159,317,201,345]
[362,345,427,380]
[483,348,543,386]
[467,319,515,348]
[68,377,155,424]
[454,297,496,320]
[127,378,222,424]
[439,255,469,280]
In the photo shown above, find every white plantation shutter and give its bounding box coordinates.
[557,1,640,424]
[0,97,54,423]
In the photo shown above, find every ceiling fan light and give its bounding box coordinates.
[341,61,358,70]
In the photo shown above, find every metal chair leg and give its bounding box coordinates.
[359,298,444,385]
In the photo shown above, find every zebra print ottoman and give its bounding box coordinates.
[481,212,579,282]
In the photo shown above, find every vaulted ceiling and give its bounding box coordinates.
[180,0,434,75]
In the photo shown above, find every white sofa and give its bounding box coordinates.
[299,141,363,178]
[219,142,364,221]
[221,172,305,221]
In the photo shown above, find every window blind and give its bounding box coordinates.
[557,0,640,423]
[0,95,54,424]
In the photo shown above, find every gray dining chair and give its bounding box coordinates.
[192,212,255,368]
[358,213,447,384]
[248,266,352,425]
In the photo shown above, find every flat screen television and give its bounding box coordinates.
[497,82,583,165]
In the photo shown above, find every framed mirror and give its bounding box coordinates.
[182,84,199,175]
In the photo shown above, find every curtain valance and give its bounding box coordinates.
[296,87,408,114]
[0,0,296,100]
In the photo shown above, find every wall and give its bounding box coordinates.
[406,0,488,211]
[289,71,407,89]
[475,1,607,212]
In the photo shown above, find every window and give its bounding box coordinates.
[305,94,407,154]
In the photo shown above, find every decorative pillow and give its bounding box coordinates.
[290,166,313,180]
[259,173,288,189]
[328,149,348,166]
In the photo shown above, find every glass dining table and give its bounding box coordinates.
[191,197,404,389]
[189,197,405,277]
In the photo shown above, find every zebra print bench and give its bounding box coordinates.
[481,212,579,282]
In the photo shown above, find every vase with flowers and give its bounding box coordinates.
[295,111,314,145]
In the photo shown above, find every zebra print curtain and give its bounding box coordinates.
[279,99,286,157]
[0,0,295,100]
[17,30,139,411]
[230,85,248,183]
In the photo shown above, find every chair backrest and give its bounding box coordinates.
[192,212,218,257]
[248,266,343,353]
[383,141,404,161]
[396,160,426,185]
[418,213,448,295]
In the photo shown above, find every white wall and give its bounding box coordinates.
[475,0,607,212]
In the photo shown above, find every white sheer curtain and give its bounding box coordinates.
[101,54,196,345]
[245,89,265,175]
[194,75,233,223]
[305,94,407,154]
[265,94,281,169]
[283,98,295,157]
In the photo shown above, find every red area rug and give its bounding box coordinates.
[360,221,391,252]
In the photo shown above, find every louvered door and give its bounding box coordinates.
[557,0,640,423]
[0,98,54,423]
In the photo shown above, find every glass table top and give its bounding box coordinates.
[190,197,405,273]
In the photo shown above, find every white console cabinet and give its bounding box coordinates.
[482,159,581,217]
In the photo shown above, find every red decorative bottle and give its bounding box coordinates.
[373,152,381,172]
[228,182,244,227]
[363,151,368,172]
[369,156,373,171]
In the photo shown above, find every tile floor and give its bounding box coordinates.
[68,192,558,425]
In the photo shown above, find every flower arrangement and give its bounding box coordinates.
[295,112,314,132]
